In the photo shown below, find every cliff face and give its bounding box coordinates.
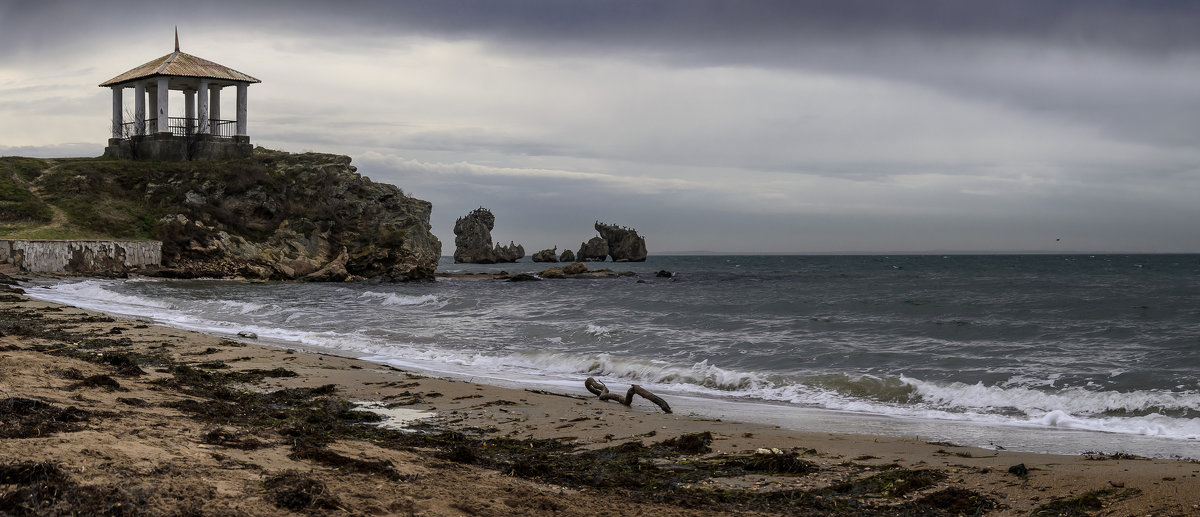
[157,150,441,281]
[0,149,441,281]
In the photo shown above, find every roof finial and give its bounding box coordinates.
[174,26,180,52]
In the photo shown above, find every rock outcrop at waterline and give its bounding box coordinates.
[155,150,441,281]
[453,207,524,263]
[0,149,442,281]
[532,247,558,262]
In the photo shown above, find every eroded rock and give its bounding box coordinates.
[453,208,524,264]
[594,222,647,262]
[532,248,558,262]
[577,237,608,262]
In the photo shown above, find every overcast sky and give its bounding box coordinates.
[2,1,1198,253]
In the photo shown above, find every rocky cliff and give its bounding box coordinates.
[0,149,442,281]
[453,207,524,263]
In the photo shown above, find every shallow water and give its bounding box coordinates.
[24,254,1200,458]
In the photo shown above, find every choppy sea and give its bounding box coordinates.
[22,254,1200,458]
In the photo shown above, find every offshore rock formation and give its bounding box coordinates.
[594,222,647,262]
[577,237,608,262]
[154,150,441,281]
[573,222,647,262]
[558,249,575,262]
[494,241,525,263]
[532,247,558,262]
[453,208,524,264]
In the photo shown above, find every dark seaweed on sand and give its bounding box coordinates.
[0,460,152,516]
[262,470,344,512]
[0,398,92,439]
[1,298,1004,515]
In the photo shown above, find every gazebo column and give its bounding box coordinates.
[156,77,169,134]
[184,90,196,134]
[110,86,123,139]
[197,80,210,134]
[236,83,248,138]
[147,85,158,132]
[210,86,221,135]
[133,82,146,136]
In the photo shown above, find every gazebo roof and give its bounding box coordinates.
[99,37,260,87]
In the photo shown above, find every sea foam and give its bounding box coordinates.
[358,291,440,307]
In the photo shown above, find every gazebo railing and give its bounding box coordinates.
[119,118,236,138]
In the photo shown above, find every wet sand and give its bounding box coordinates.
[2,287,1199,516]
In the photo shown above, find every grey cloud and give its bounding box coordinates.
[10,1,1200,57]
[3,1,1198,253]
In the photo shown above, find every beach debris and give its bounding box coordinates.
[70,374,124,391]
[583,377,672,413]
[914,487,998,515]
[202,427,266,450]
[1007,463,1028,477]
[724,449,818,475]
[828,468,946,498]
[659,432,712,454]
[0,397,93,439]
[236,330,258,339]
[1031,488,1130,515]
[263,470,343,512]
[289,436,404,480]
[1108,480,1125,488]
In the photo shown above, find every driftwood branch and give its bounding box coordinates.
[584,377,672,414]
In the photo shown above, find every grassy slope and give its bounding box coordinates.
[0,157,56,237]
[0,153,278,241]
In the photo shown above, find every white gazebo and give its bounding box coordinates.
[100,31,261,160]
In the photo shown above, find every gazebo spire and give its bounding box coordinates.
[174,26,180,52]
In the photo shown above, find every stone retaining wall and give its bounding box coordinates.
[0,240,161,274]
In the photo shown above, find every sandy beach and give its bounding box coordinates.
[2,282,1199,516]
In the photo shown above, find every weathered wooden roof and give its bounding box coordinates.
[100,50,260,87]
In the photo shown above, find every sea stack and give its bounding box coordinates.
[577,237,608,262]
[453,207,524,263]
[532,247,558,262]
[594,222,647,262]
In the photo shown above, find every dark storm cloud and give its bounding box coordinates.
[7,1,1199,56]
[8,1,1198,142]
[3,1,1198,252]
